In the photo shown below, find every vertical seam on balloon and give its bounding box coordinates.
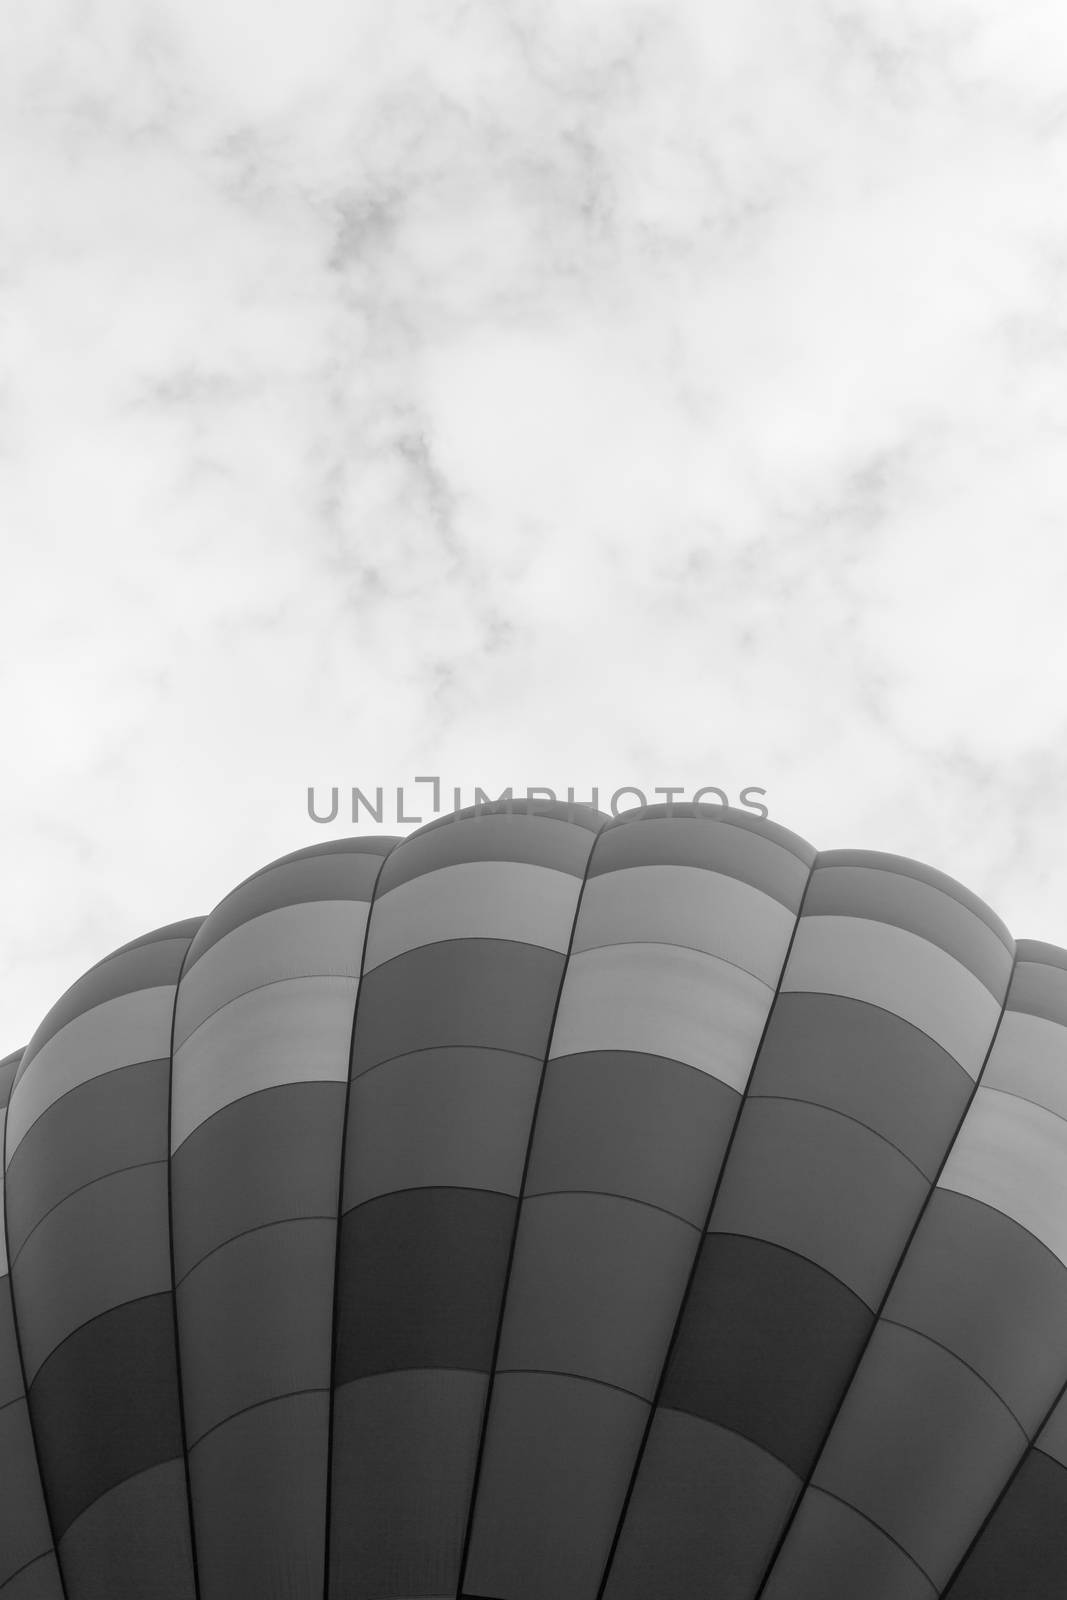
[749,932,1020,1600]
[939,984,1065,1596]
[454,811,612,1600]
[940,1415,1065,1598]
[320,839,403,1600]
[167,932,205,1600]
[3,1052,71,1600]
[593,839,817,1600]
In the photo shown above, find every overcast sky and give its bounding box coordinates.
[4,0,1067,1049]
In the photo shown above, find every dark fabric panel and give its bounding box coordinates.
[12,1163,170,1382]
[603,1410,799,1600]
[709,1096,929,1308]
[462,1372,646,1600]
[525,1051,738,1225]
[750,992,972,1179]
[947,1449,1067,1600]
[886,1189,1067,1432]
[170,1080,345,1278]
[813,848,1013,950]
[58,1461,196,1600]
[0,1293,22,1410]
[496,1192,697,1399]
[335,1187,515,1382]
[189,1391,329,1600]
[0,1403,62,1585]
[1007,959,1067,1028]
[20,940,190,1062]
[178,1218,335,1445]
[589,814,811,908]
[661,1233,873,1477]
[601,801,815,860]
[342,1047,541,1207]
[27,1293,183,1538]
[5,1059,170,1260]
[814,1321,1028,1589]
[760,1486,938,1600]
[0,1262,56,1593]
[327,1367,486,1598]
[82,918,203,961]
[350,940,565,1072]
[239,835,398,887]
[0,1553,65,1600]
[377,811,595,894]
[802,864,1011,996]
[185,848,386,968]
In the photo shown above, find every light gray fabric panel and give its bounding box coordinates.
[801,863,1011,996]
[22,935,192,1062]
[939,1088,1067,1267]
[550,945,773,1089]
[342,1047,541,1207]
[171,974,357,1150]
[982,1010,1067,1123]
[572,864,795,985]
[7,988,175,1158]
[184,846,386,967]
[174,898,370,1046]
[1007,954,1067,1029]
[363,861,580,970]
[782,916,1001,1073]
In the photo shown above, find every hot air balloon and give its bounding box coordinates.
[1,799,1065,1600]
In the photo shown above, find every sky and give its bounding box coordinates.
[4,0,1067,1049]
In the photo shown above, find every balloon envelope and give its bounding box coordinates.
[1,800,1066,1600]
